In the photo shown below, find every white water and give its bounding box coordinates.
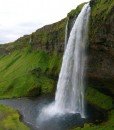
[38,3,91,120]
[64,17,69,50]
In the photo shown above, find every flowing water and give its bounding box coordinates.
[54,3,91,118]
[64,17,69,50]
[0,97,105,130]
[39,3,91,119]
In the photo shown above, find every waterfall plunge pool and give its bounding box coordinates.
[0,96,106,130]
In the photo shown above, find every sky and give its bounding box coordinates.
[0,0,89,44]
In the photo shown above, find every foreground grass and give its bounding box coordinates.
[0,104,29,130]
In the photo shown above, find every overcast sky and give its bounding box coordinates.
[0,0,89,44]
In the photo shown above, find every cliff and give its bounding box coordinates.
[86,0,114,108]
[72,0,114,129]
[88,0,114,95]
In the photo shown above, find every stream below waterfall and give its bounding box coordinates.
[0,96,106,130]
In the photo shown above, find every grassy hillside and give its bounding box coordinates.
[0,3,85,99]
[0,47,62,98]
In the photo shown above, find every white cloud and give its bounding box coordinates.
[0,0,89,44]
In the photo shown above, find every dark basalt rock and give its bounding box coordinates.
[87,0,114,96]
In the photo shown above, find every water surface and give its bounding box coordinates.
[0,96,105,130]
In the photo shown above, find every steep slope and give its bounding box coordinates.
[0,48,62,98]
[72,0,114,129]
[86,0,114,108]
[87,0,114,94]
[0,3,85,99]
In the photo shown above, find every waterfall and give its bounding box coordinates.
[38,3,91,120]
[54,3,90,118]
[64,17,69,50]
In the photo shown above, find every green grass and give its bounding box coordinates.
[0,48,62,98]
[0,105,29,130]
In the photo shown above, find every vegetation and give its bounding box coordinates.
[90,0,114,21]
[0,48,62,98]
[0,18,66,53]
[0,105,29,130]
[86,87,113,110]
[89,0,114,47]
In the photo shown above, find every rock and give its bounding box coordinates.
[88,0,114,96]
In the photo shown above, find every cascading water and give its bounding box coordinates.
[54,3,91,118]
[64,17,69,50]
[38,3,91,121]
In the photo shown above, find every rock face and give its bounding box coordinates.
[29,19,66,53]
[0,19,66,54]
[87,0,114,96]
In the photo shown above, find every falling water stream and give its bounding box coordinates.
[39,3,91,120]
[64,17,69,50]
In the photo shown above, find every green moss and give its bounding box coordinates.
[91,0,114,21]
[89,0,114,47]
[85,87,113,110]
[38,76,54,94]
[31,18,66,49]
[0,105,29,130]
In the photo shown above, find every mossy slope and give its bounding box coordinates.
[88,0,114,94]
[0,47,62,98]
